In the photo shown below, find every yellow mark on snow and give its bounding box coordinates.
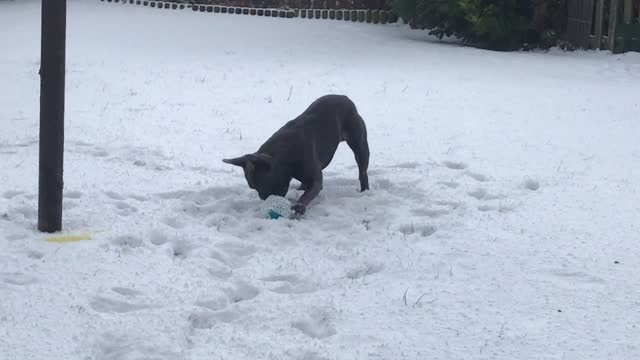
[45,232,92,243]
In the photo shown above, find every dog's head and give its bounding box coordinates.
[223,153,291,200]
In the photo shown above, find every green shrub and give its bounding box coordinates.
[393,0,566,51]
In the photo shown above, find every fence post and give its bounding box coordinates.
[593,0,604,49]
[39,0,66,233]
[608,0,619,51]
[623,0,632,23]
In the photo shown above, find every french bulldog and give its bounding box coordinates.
[223,94,370,216]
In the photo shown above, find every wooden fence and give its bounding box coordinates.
[105,0,640,52]
[101,0,398,24]
[186,0,389,10]
[566,0,640,52]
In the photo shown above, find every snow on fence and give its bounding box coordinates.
[99,0,399,25]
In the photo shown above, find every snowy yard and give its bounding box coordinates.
[1,1,640,359]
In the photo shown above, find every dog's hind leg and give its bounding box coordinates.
[345,113,370,192]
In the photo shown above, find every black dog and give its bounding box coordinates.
[223,94,370,216]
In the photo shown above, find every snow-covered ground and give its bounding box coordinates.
[1,1,640,359]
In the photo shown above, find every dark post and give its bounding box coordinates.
[38,0,66,233]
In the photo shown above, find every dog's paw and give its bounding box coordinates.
[292,203,306,216]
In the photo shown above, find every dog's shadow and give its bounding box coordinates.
[319,178,365,199]
[169,179,355,213]
[154,175,374,228]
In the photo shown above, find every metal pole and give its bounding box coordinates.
[38,0,66,233]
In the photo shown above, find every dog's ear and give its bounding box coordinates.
[223,155,258,187]
[246,153,273,170]
[222,156,248,167]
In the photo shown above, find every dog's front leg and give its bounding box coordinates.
[292,173,323,216]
